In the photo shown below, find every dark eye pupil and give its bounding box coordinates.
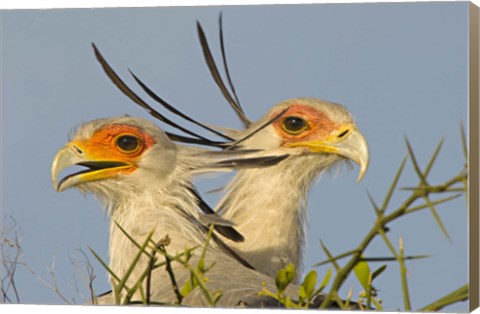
[116,135,139,151]
[284,116,306,132]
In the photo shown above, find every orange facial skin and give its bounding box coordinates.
[270,104,339,144]
[71,124,156,176]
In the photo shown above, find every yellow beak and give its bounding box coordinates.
[286,126,370,182]
[51,143,132,192]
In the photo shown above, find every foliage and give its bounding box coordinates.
[314,130,469,311]
[88,223,222,306]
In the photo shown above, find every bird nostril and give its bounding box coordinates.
[338,130,349,138]
[72,145,83,155]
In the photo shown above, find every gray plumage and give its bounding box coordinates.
[213,98,370,281]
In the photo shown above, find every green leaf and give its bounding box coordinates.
[213,291,223,305]
[301,270,317,300]
[284,263,295,285]
[180,272,201,298]
[371,264,387,281]
[298,287,306,302]
[180,279,193,297]
[198,258,205,273]
[354,258,371,291]
[312,268,332,298]
[318,268,332,290]
[275,268,288,292]
[275,263,295,293]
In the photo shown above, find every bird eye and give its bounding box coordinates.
[282,116,308,134]
[115,135,141,153]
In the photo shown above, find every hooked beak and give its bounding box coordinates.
[51,143,131,192]
[287,126,370,182]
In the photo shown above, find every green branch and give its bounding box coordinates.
[319,136,467,309]
[418,284,468,312]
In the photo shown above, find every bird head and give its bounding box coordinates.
[51,116,178,200]
[241,98,369,182]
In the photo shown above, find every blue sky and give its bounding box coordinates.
[2,2,469,311]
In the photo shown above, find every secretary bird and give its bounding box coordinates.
[51,116,356,308]
[90,16,369,282]
[196,18,370,280]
